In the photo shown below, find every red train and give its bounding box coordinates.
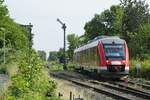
[74,36,129,78]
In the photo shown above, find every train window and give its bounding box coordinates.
[96,47,100,66]
[89,46,99,66]
[83,50,86,64]
[81,51,84,64]
[88,49,91,65]
[86,50,88,65]
[104,44,125,60]
[77,52,80,62]
[91,48,94,64]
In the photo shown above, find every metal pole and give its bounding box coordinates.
[0,27,6,64]
[57,19,67,70]
[4,30,5,64]
[69,91,72,100]
[28,23,33,65]
[63,24,67,70]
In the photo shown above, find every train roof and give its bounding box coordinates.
[74,36,125,53]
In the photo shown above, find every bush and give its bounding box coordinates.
[130,59,150,79]
[0,65,7,74]
[6,63,18,78]
[67,62,75,70]
[47,61,63,71]
[4,50,59,100]
[47,61,76,71]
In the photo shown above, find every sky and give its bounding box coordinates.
[4,0,150,53]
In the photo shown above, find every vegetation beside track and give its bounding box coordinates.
[0,1,59,99]
[47,61,75,71]
[130,59,150,80]
[46,62,64,71]
[2,51,58,100]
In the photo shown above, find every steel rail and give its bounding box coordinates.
[50,72,131,100]
[90,80,150,99]
[128,81,150,90]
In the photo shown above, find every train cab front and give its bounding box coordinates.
[99,39,129,78]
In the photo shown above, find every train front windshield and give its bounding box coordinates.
[104,44,125,60]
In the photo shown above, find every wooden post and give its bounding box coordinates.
[70,91,72,100]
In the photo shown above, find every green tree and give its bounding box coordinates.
[84,5,124,41]
[67,33,79,61]
[84,14,106,41]
[57,48,65,63]
[110,5,124,34]
[0,2,29,63]
[0,0,8,21]
[47,51,58,61]
[120,0,150,41]
[20,24,34,48]
[137,22,150,59]
[38,50,47,61]
[127,21,150,59]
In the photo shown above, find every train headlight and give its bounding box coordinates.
[106,60,109,63]
[122,60,126,64]
[106,60,111,64]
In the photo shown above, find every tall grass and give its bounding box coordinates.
[47,61,64,71]
[0,62,17,98]
[130,59,150,79]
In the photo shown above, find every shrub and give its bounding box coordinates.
[5,50,59,100]
[0,65,7,74]
[67,62,75,70]
[130,59,150,79]
[47,61,63,71]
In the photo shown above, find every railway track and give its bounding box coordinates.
[128,80,150,90]
[66,71,150,99]
[50,71,150,100]
[50,72,131,100]
[78,70,150,91]
[90,80,150,99]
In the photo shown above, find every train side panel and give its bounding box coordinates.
[74,46,100,71]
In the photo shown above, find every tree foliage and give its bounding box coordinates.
[57,48,65,63]
[84,5,124,41]
[84,14,106,40]
[47,51,58,62]
[131,22,150,59]
[67,33,79,61]
[120,0,150,41]
[38,50,47,61]
[0,0,8,20]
